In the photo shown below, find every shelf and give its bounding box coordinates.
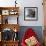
[2,40,19,43]
[0,24,19,32]
[1,40,19,46]
[0,7,19,46]
[0,7,19,24]
[0,7,19,16]
[0,7,19,9]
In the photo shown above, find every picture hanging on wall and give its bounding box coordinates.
[24,7,38,21]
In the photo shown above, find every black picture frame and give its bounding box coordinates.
[24,7,38,21]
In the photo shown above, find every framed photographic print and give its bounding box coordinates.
[9,9,18,15]
[2,10,9,15]
[24,7,38,21]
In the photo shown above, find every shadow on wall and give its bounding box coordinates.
[18,26,43,44]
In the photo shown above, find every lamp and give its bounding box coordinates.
[15,0,17,7]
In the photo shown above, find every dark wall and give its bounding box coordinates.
[18,26,44,43]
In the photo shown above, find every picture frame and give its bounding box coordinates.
[24,7,38,21]
[9,10,18,15]
[2,10,9,15]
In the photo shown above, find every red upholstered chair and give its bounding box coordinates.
[21,28,41,46]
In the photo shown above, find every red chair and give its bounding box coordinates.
[21,28,41,46]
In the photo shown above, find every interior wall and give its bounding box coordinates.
[18,26,43,44]
[0,0,44,26]
[43,0,46,26]
[17,0,44,26]
[0,0,44,45]
[43,0,46,45]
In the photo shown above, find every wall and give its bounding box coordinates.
[43,0,46,45]
[17,0,44,26]
[18,26,43,44]
[0,0,44,26]
[0,0,44,45]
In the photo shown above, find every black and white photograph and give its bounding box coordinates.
[24,7,38,21]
